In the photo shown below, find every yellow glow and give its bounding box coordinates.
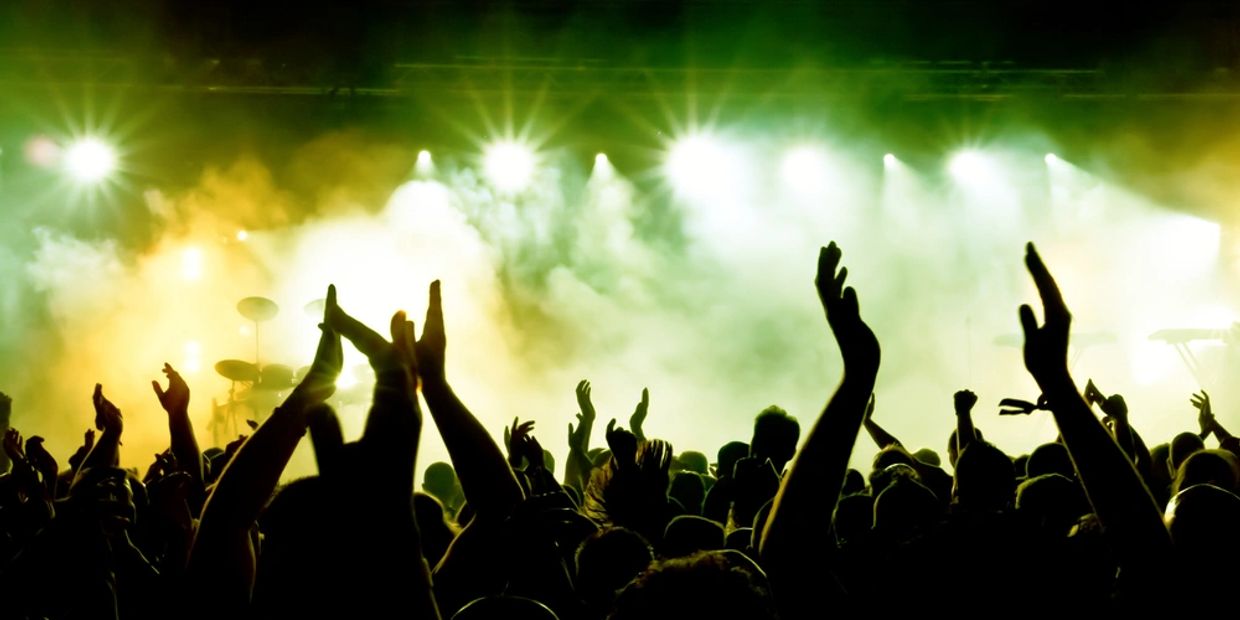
[182,340,202,374]
[236,230,249,242]
[181,247,204,281]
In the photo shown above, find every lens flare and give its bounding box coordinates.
[483,141,536,191]
[63,138,116,183]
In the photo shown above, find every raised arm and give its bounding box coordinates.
[565,380,598,490]
[954,389,979,455]
[1102,394,1153,476]
[861,394,903,449]
[78,384,123,476]
[186,285,342,613]
[1193,391,1240,455]
[1017,243,1170,590]
[629,388,650,442]
[760,242,880,618]
[324,286,440,620]
[414,281,524,520]
[152,363,204,486]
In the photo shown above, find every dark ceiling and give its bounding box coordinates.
[3,0,1240,224]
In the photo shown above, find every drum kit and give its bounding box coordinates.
[209,294,374,446]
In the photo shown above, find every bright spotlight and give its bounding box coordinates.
[236,230,249,242]
[483,141,536,191]
[883,153,898,167]
[63,138,116,183]
[592,153,614,180]
[415,150,434,175]
[1044,153,1059,165]
[948,150,991,180]
[781,146,829,195]
[666,134,738,196]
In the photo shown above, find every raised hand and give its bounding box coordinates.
[3,428,25,463]
[151,363,190,416]
[815,242,880,374]
[326,286,410,377]
[1192,391,1215,436]
[0,392,11,422]
[1084,379,1106,408]
[606,419,639,467]
[576,380,596,423]
[93,384,123,435]
[24,436,59,490]
[630,388,649,441]
[293,285,345,405]
[505,417,537,468]
[1019,243,1071,388]
[1102,394,1128,424]
[68,429,95,472]
[414,280,445,385]
[953,390,978,416]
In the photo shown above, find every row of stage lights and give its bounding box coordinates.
[37,134,1066,195]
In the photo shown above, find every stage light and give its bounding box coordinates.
[483,141,536,191]
[948,150,989,179]
[1044,153,1059,165]
[666,134,736,196]
[416,150,434,175]
[236,230,249,242]
[592,153,614,180]
[883,153,897,167]
[63,138,116,183]
[181,247,204,281]
[781,146,829,195]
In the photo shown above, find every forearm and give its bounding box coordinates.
[1042,377,1170,564]
[761,371,873,564]
[956,411,976,454]
[863,418,901,449]
[167,409,204,484]
[1112,418,1138,464]
[197,401,306,533]
[421,379,524,517]
[362,369,422,490]
[1214,421,1234,442]
[564,448,586,490]
[80,430,121,472]
[759,373,871,620]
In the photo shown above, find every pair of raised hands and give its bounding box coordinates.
[294,281,446,405]
[818,241,1070,393]
[568,380,650,451]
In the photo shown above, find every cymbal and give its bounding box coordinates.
[237,297,279,322]
[215,360,260,382]
[255,364,294,391]
[304,299,326,319]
